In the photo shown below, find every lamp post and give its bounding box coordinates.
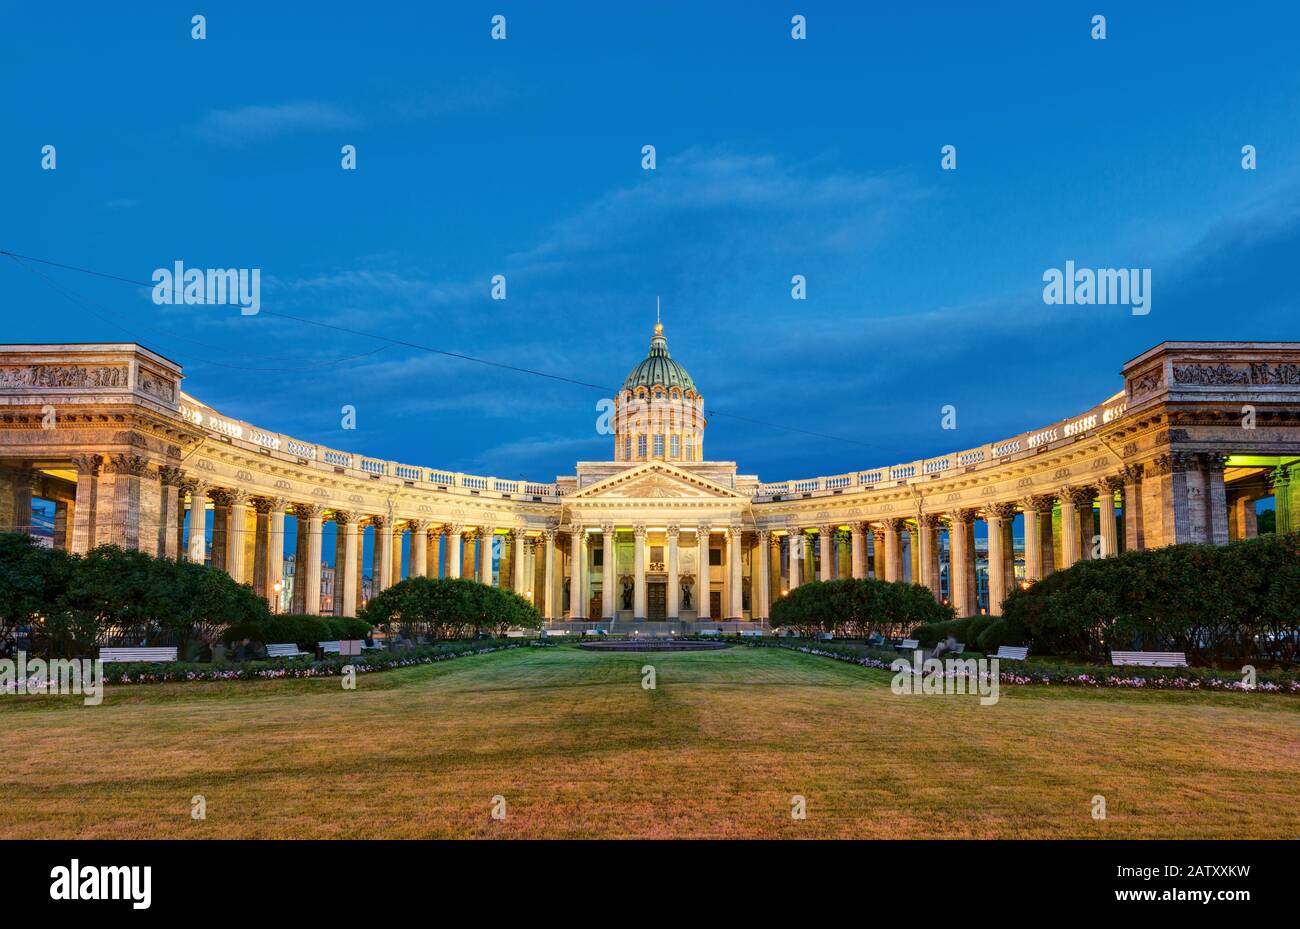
[272,579,284,614]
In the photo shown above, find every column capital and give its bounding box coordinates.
[601,522,615,535]
[947,509,976,527]
[444,521,462,536]
[540,526,556,542]
[633,524,647,538]
[987,502,1017,520]
[71,453,103,476]
[851,521,869,534]
[919,513,942,529]
[1063,486,1096,508]
[1101,475,1126,494]
[295,502,324,520]
[1122,463,1144,484]
[158,465,185,486]
[696,522,712,536]
[817,523,835,536]
[208,487,236,507]
[1202,452,1228,472]
[784,524,801,536]
[666,524,680,539]
[882,517,907,531]
[568,522,584,535]
[1021,494,1055,514]
[330,508,355,525]
[251,496,277,515]
[108,453,152,478]
[756,528,770,542]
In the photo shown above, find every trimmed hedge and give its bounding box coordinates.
[909,616,996,648]
[769,577,954,638]
[361,576,541,639]
[1000,532,1300,664]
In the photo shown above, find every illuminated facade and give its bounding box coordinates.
[1,337,1298,627]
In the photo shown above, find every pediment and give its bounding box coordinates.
[568,462,749,501]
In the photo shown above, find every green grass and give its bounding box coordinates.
[2,644,1297,838]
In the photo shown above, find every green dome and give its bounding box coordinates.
[622,323,697,394]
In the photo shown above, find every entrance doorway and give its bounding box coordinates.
[709,590,722,618]
[647,581,667,620]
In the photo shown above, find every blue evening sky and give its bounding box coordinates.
[4,1,1298,490]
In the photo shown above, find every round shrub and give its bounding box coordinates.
[360,576,541,639]
[769,577,954,638]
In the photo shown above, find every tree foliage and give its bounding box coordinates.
[768,577,954,638]
[1000,532,1300,663]
[0,533,270,658]
[360,576,541,639]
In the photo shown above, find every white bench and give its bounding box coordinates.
[265,643,309,659]
[739,629,763,637]
[817,632,834,641]
[989,645,1029,661]
[543,629,570,637]
[896,638,920,651]
[1111,650,1187,668]
[99,647,178,663]
[698,629,721,637]
[319,641,341,655]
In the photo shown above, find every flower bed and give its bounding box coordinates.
[741,638,1300,694]
[100,639,550,686]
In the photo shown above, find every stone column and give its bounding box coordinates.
[479,526,494,585]
[409,520,428,577]
[445,524,462,578]
[883,518,904,582]
[1230,495,1258,541]
[1204,454,1230,546]
[184,480,209,564]
[333,510,359,617]
[107,454,150,552]
[755,529,770,620]
[208,488,235,575]
[1121,465,1144,551]
[507,529,523,593]
[785,527,800,593]
[53,499,72,551]
[918,514,941,598]
[666,525,680,620]
[0,464,35,535]
[601,523,616,620]
[817,526,833,581]
[728,526,743,619]
[373,516,392,594]
[251,497,275,598]
[696,525,712,618]
[523,539,536,604]
[850,522,867,579]
[948,510,974,616]
[157,466,183,559]
[1060,488,1080,569]
[569,525,585,619]
[429,528,443,578]
[985,503,1016,615]
[633,524,648,621]
[872,529,885,579]
[1274,465,1293,534]
[542,528,557,620]
[1099,477,1122,557]
[70,454,102,553]
[292,503,322,615]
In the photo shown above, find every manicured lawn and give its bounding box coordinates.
[2,644,1297,838]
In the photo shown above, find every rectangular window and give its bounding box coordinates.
[709,548,722,566]
[670,435,680,458]
[685,439,694,460]
[653,434,664,457]
[624,437,632,460]
[637,435,647,458]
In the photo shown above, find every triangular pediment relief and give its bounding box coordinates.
[568,462,748,501]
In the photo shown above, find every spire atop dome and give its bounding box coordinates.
[621,301,696,393]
